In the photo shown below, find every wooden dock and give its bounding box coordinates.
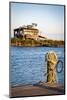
[10,82,65,98]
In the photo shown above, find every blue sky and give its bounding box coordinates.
[11,2,64,40]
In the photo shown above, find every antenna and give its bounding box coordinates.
[32,23,37,27]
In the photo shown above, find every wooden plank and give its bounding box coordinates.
[10,83,65,98]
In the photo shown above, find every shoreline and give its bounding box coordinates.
[11,38,64,47]
[11,45,64,48]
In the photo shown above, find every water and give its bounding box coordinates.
[10,46,64,86]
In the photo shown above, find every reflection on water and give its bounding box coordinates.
[10,46,64,86]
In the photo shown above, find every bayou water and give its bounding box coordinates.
[10,46,64,86]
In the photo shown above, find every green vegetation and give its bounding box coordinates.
[11,38,64,47]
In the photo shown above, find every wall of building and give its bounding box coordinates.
[14,27,39,40]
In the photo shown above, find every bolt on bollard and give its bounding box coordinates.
[45,51,58,83]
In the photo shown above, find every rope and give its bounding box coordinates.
[44,60,63,75]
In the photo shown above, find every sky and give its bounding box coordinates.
[11,2,64,40]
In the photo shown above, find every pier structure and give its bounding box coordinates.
[45,51,58,83]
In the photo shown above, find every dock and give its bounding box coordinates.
[10,82,65,98]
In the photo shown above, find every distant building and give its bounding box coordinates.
[14,23,39,40]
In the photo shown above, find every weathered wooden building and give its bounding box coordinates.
[14,23,39,40]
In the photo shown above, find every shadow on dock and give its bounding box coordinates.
[33,82,64,94]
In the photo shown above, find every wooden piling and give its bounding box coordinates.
[46,51,58,83]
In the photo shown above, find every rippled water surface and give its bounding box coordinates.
[10,46,64,86]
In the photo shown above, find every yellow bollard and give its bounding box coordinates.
[46,51,58,83]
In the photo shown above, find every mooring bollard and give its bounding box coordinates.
[45,51,58,83]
